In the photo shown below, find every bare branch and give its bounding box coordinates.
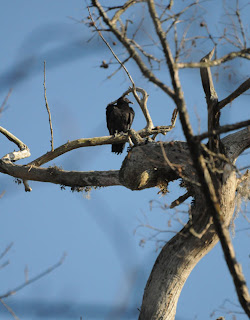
[43,61,54,152]
[123,87,154,129]
[200,48,220,151]
[236,0,247,48]
[110,0,142,25]
[0,160,121,188]
[88,7,135,87]
[217,78,250,110]
[177,48,250,68]
[147,0,179,94]
[0,127,31,161]
[28,129,171,169]
[196,120,250,141]
[170,191,191,209]
[200,48,218,103]
[0,299,20,320]
[88,7,156,130]
[130,39,161,64]
[0,127,27,150]
[0,242,13,260]
[0,254,66,299]
[91,0,175,100]
[0,88,12,115]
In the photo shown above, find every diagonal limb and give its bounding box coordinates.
[0,127,30,161]
[217,78,250,110]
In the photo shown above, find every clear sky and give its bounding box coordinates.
[0,1,249,320]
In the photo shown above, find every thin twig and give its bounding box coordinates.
[0,299,20,320]
[0,190,5,199]
[88,6,154,128]
[0,242,13,260]
[0,88,12,115]
[88,7,135,87]
[0,253,66,299]
[91,0,175,99]
[236,0,247,48]
[43,61,54,152]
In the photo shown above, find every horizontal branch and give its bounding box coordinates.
[29,127,175,167]
[177,48,250,69]
[195,120,250,141]
[217,78,250,110]
[0,160,120,188]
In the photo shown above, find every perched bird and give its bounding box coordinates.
[106,96,135,154]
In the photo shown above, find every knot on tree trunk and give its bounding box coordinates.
[119,141,195,191]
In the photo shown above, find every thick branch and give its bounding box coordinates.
[200,48,220,151]
[217,78,250,110]
[28,128,173,168]
[137,49,250,319]
[130,137,250,319]
[200,48,218,103]
[147,0,178,94]
[0,160,120,188]
[221,127,250,162]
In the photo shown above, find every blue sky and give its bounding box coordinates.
[0,1,249,319]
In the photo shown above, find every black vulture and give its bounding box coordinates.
[106,96,135,154]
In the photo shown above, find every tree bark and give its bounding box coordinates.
[135,128,249,320]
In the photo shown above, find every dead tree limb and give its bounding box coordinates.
[0,127,30,161]
[0,160,120,188]
[217,78,250,110]
[177,48,250,68]
[200,48,220,151]
[43,61,54,152]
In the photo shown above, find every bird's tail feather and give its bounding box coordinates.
[112,143,125,154]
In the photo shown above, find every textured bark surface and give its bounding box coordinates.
[118,128,249,320]
[138,170,237,320]
[120,141,193,190]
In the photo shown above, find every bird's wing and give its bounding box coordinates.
[106,104,116,135]
[107,104,126,134]
[127,107,135,129]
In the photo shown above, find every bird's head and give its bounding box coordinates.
[117,96,133,104]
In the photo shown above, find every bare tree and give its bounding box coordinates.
[0,0,249,319]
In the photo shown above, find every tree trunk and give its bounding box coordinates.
[119,128,249,320]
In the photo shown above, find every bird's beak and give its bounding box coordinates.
[128,100,134,104]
